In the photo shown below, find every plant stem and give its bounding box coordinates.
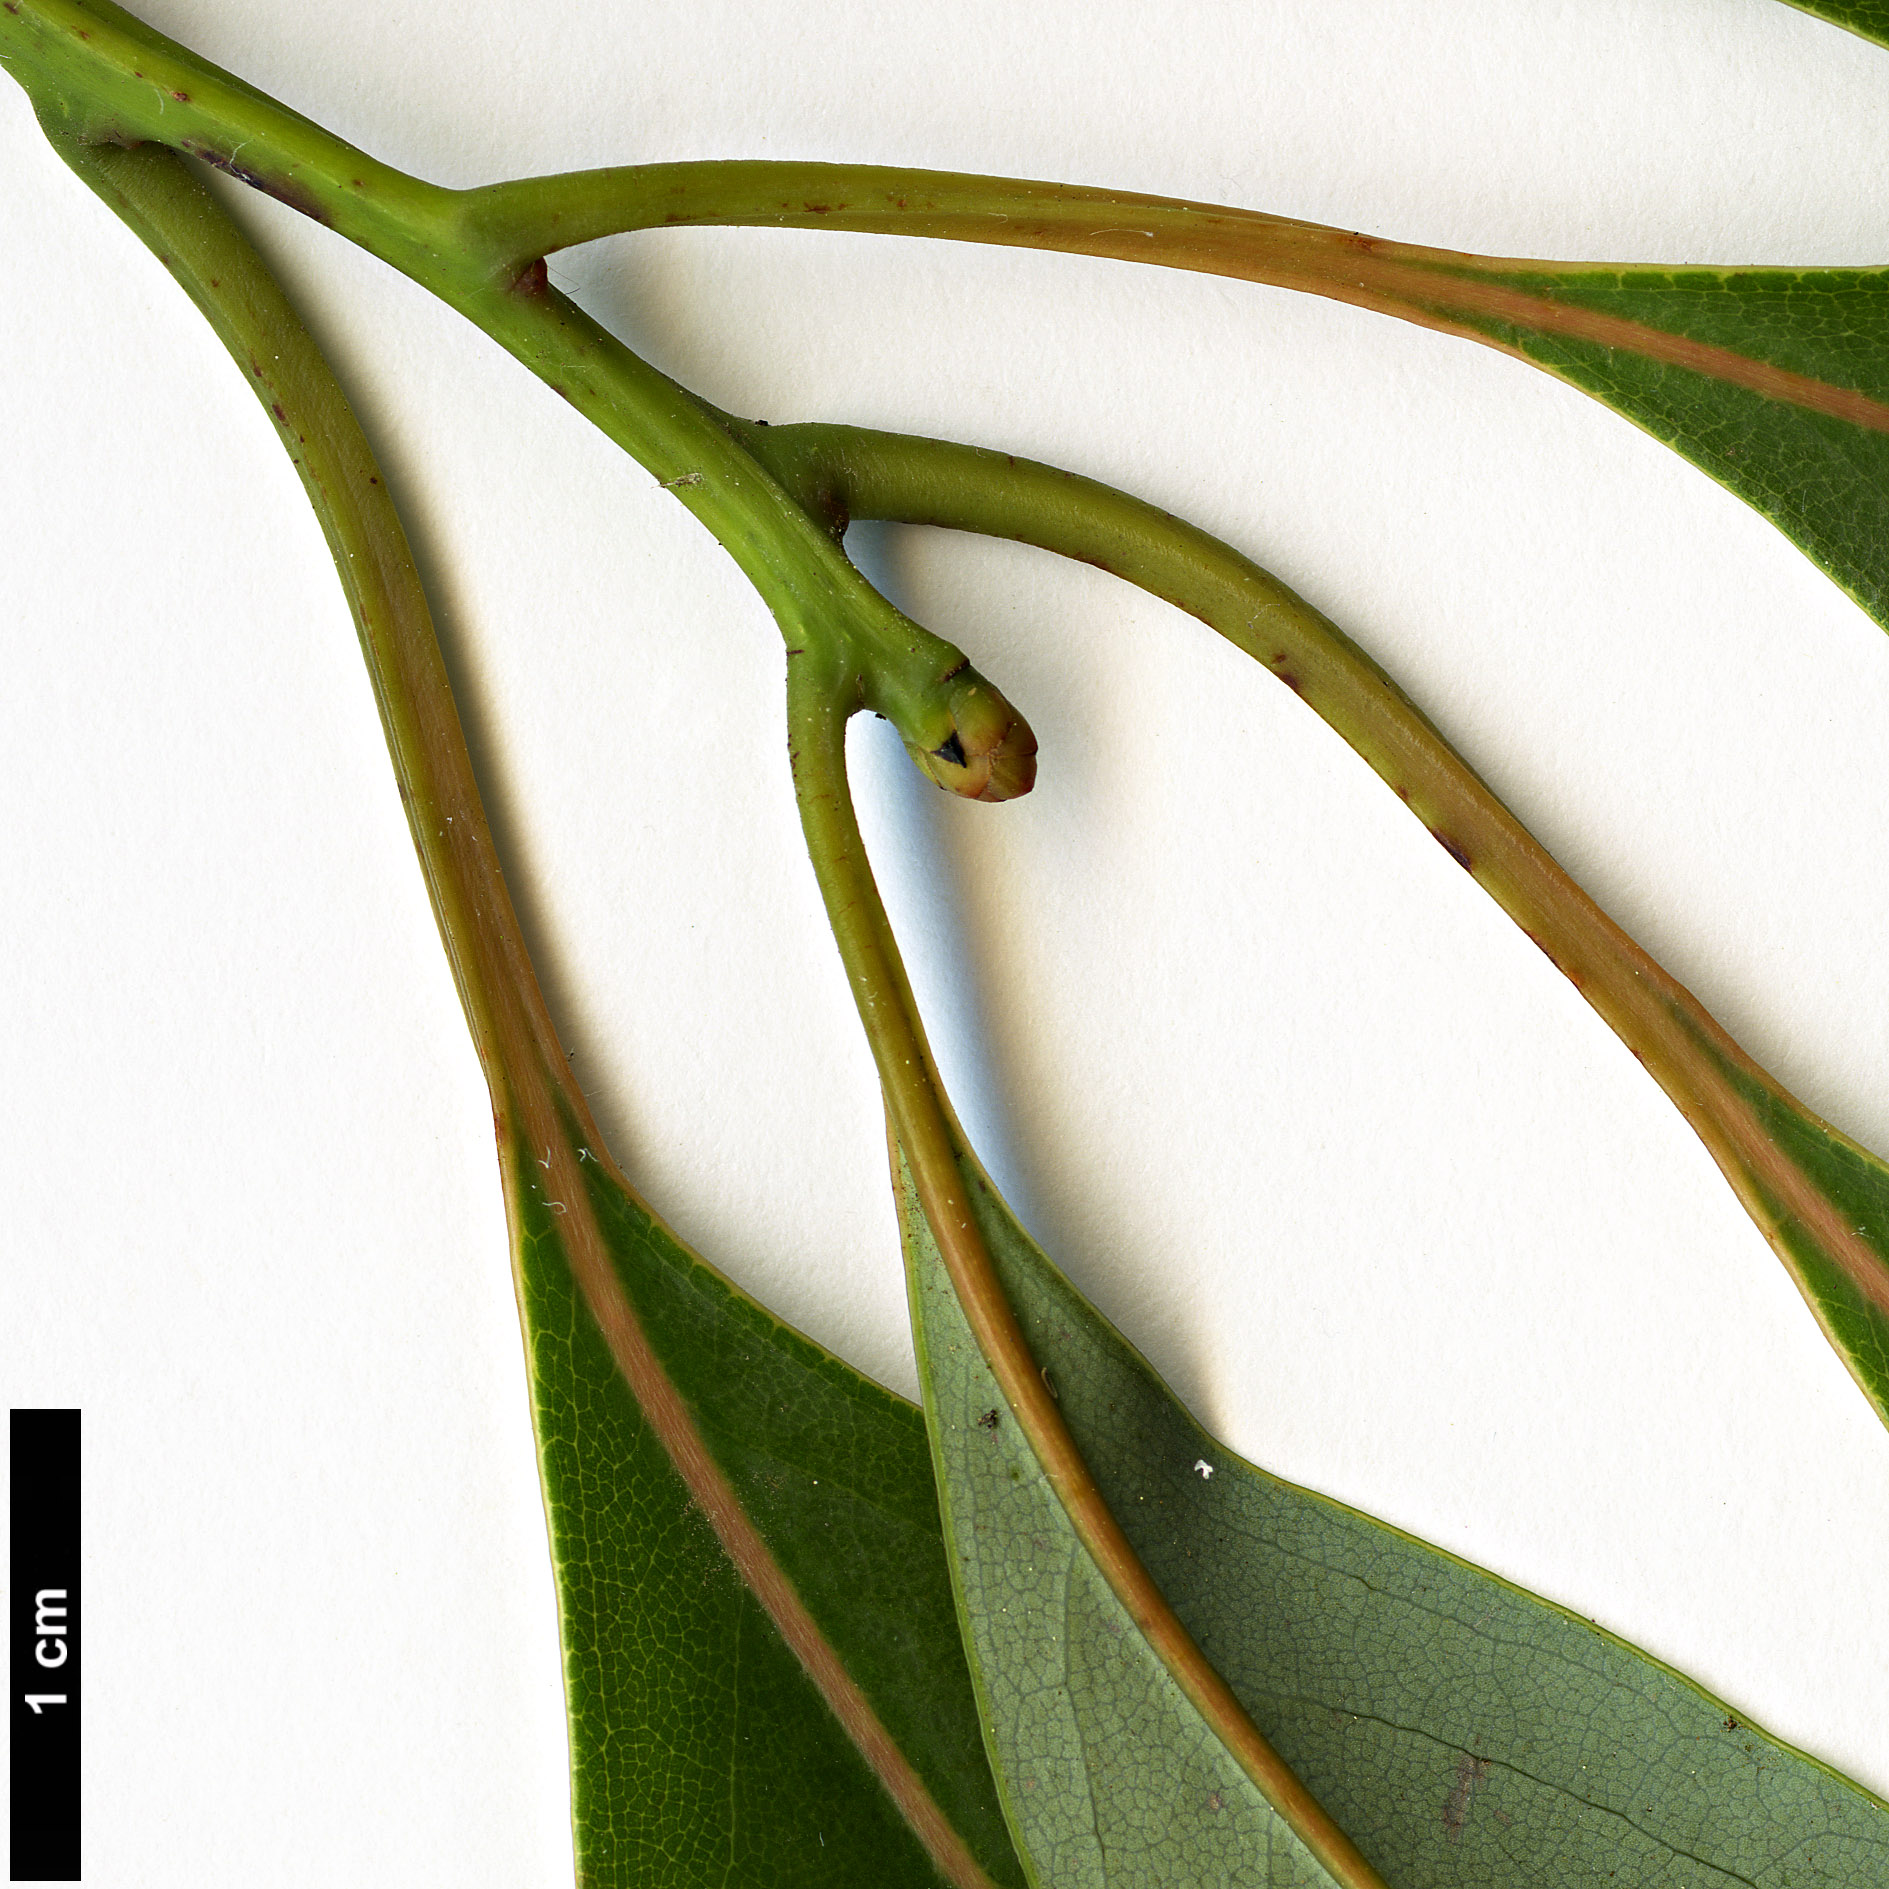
[748,419,1889,1413]
[785,652,1392,1889]
[1,0,1033,793]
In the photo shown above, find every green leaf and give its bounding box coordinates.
[510,1122,1027,1888]
[1414,260,1889,632]
[1681,1028,1889,1422]
[895,1140,1889,1887]
[1783,2,1889,51]
[895,1156,1352,1885]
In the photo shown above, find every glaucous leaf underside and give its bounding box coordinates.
[895,1144,1889,1887]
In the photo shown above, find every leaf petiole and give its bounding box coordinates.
[754,417,1889,1427]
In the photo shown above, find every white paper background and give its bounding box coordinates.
[4,0,1888,1881]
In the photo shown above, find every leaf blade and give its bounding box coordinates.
[1427,262,1889,630]
[897,1139,1889,1887]
[1783,2,1889,51]
[511,1116,1027,1889]
[899,1157,1355,1888]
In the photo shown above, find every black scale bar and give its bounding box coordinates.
[11,1411,79,1883]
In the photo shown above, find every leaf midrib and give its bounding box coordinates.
[523,1119,1003,1889]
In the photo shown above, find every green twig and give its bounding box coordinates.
[2,0,1034,798]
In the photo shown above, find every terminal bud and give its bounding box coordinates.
[902,668,1038,802]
